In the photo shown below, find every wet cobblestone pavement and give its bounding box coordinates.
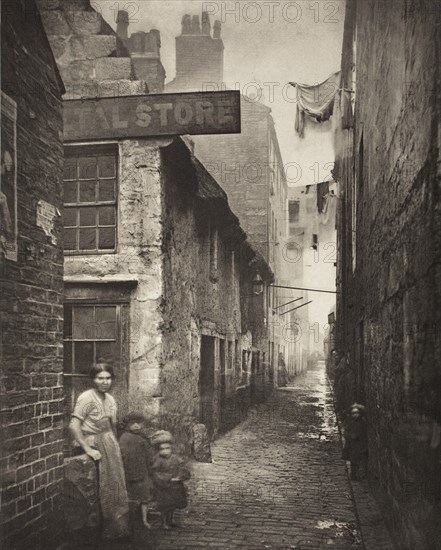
[94,363,394,550]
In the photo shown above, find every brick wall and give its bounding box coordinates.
[335,1,441,548]
[1,2,65,549]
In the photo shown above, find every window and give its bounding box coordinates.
[63,145,118,253]
[288,200,300,224]
[63,302,124,452]
[64,304,121,374]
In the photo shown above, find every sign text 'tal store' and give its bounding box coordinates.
[63,91,241,141]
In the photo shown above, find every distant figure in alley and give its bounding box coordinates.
[342,403,368,481]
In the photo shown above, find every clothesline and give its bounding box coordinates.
[290,84,354,93]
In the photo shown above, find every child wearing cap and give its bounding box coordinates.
[119,412,155,528]
[150,430,191,529]
[342,403,368,480]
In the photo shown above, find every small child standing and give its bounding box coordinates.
[150,431,191,530]
[342,403,368,480]
[119,412,155,528]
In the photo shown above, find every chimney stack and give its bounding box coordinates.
[167,10,224,92]
[116,10,129,40]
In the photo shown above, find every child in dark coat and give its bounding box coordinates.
[150,431,191,530]
[119,412,155,528]
[342,403,368,480]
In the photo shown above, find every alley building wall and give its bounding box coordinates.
[159,11,300,381]
[1,2,65,549]
[334,1,441,548]
[161,139,273,450]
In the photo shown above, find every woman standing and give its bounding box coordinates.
[69,361,130,539]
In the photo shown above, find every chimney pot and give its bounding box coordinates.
[116,10,129,40]
[192,15,201,34]
[117,10,129,24]
[201,11,211,35]
[213,20,221,38]
[182,14,192,34]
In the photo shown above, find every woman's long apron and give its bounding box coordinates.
[89,419,130,539]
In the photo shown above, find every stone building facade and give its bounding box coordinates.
[334,1,441,548]
[38,0,274,455]
[1,2,65,548]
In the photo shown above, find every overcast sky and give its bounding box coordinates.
[95,0,345,187]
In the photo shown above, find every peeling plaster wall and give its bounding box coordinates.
[160,146,245,452]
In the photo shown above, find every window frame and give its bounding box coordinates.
[63,143,119,255]
[63,302,123,379]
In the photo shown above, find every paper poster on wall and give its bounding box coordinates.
[1,91,18,262]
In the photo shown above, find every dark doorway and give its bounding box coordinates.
[199,336,215,437]
[250,351,260,404]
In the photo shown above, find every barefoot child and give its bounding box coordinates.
[119,412,154,528]
[151,431,191,529]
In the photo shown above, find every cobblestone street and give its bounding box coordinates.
[116,363,392,550]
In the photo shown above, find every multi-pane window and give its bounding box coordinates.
[63,304,121,375]
[63,146,117,253]
[63,302,127,454]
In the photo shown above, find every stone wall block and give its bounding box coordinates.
[95,58,132,81]
[39,9,72,36]
[71,35,117,60]
[68,10,102,36]
[60,59,95,84]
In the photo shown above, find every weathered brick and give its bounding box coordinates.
[32,460,47,476]
[38,416,53,430]
[1,500,17,520]
[45,454,58,470]
[39,443,56,458]
[23,419,39,435]
[23,448,39,464]
[31,433,45,447]
[31,373,60,388]
[16,496,32,515]
[17,465,33,483]
[4,436,31,453]
[45,427,63,443]
[48,400,64,414]
[6,391,39,408]
[34,472,48,490]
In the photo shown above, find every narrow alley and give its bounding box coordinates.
[3,3,440,549]
[124,364,392,550]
